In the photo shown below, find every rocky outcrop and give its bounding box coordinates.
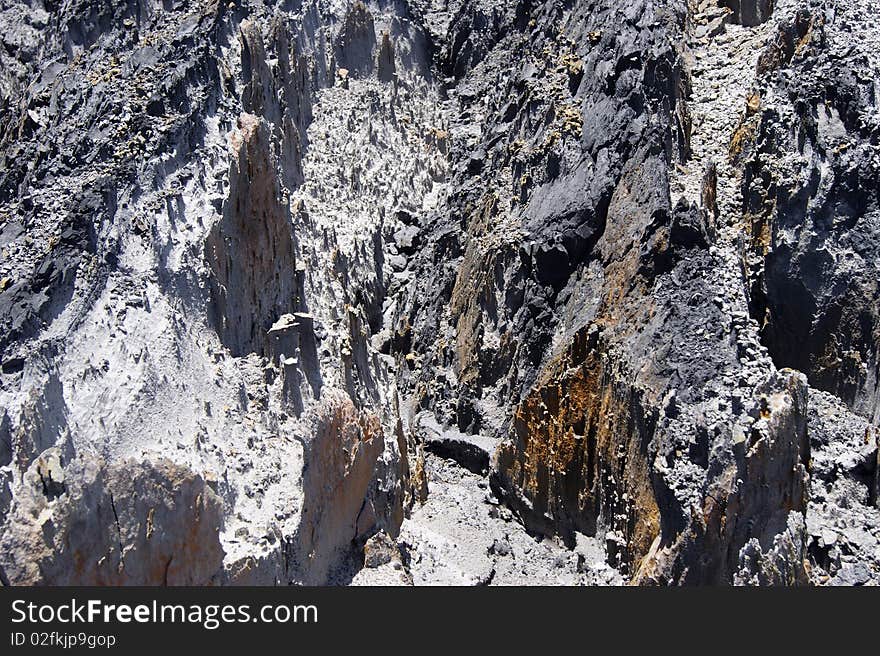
[803,390,879,585]
[206,113,299,358]
[0,0,877,586]
[0,0,434,586]
[334,1,377,78]
[294,393,385,584]
[0,455,224,585]
[741,4,880,424]
[397,0,874,584]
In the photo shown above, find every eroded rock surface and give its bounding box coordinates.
[1,455,223,585]
[0,0,877,585]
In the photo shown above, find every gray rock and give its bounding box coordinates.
[0,0,877,587]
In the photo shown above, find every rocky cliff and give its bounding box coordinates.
[0,0,877,585]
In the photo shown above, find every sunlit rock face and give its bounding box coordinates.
[0,0,877,585]
[0,455,224,585]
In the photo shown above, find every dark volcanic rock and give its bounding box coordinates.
[740,5,880,424]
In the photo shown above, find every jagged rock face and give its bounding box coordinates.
[0,0,877,586]
[400,0,876,584]
[334,0,376,78]
[294,393,387,584]
[0,0,434,585]
[206,113,299,358]
[802,390,880,585]
[493,325,663,568]
[741,4,880,424]
[0,455,224,585]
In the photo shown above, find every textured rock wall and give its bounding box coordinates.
[741,4,880,424]
[398,0,876,584]
[0,455,224,585]
[206,113,299,358]
[0,0,438,585]
[0,0,877,585]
